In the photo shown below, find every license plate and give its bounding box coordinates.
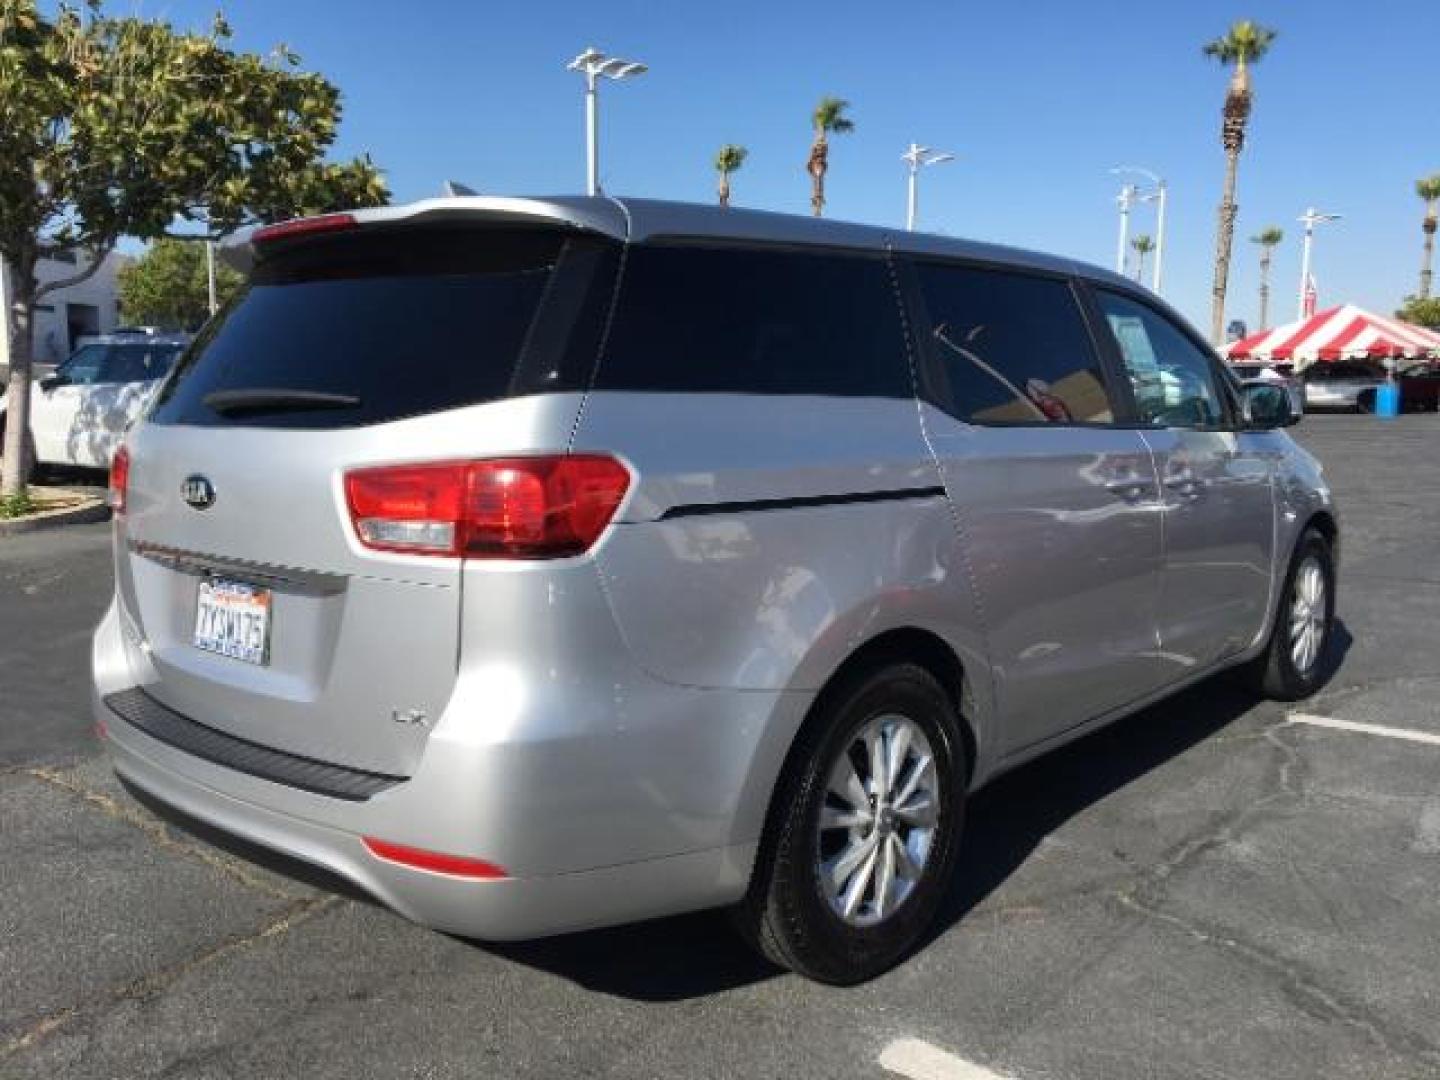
[193,577,271,666]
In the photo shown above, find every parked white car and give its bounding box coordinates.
[0,332,187,469]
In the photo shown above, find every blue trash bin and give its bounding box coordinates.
[1376,380,1400,418]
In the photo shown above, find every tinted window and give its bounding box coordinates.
[1095,290,1225,428]
[595,245,910,397]
[56,345,107,385]
[151,228,616,428]
[915,263,1112,423]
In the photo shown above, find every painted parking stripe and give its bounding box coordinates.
[1287,713,1440,746]
[878,1038,1013,1080]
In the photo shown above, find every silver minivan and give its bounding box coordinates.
[94,197,1338,984]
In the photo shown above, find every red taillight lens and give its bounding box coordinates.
[362,837,507,880]
[252,213,358,245]
[344,455,630,560]
[108,445,130,514]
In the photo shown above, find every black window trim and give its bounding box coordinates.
[895,254,1138,430]
[1078,280,1244,433]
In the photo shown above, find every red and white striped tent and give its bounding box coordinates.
[1225,304,1440,367]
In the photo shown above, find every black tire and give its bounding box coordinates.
[1246,528,1335,701]
[1355,393,1375,414]
[732,662,967,984]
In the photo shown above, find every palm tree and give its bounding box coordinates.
[1130,235,1155,282]
[1416,174,1440,299]
[1203,20,1278,344]
[1250,226,1284,329]
[714,144,748,208]
[806,96,854,217]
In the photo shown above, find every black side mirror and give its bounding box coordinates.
[1241,382,1297,429]
[38,374,65,392]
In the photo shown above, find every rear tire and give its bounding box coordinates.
[1355,393,1374,414]
[1246,528,1335,701]
[733,662,967,985]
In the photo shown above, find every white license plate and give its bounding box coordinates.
[193,577,271,666]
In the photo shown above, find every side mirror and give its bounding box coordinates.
[38,374,65,392]
[1241,382,1298,429]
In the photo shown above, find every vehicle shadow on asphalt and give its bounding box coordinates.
[119,624,1351,1002]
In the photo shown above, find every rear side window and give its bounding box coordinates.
[915,263,1113,424]
[594,245,911,397]
[150,227,616,428]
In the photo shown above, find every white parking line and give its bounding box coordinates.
[878,1038,1013,1080]
[1287,713,1440,746]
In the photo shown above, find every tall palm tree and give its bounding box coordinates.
[1204,20,1278,344]
[1416,174,1440,299]
[1250,226,1284,329]
[806,96,854,217]
[1130,235,1155,282]
[714,144,748,208]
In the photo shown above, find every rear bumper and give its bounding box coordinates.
[93,601,774,940]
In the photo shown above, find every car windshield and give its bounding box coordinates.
[57,342,183,385]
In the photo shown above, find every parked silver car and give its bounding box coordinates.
[1301,360,1385,411]
[94,197,1339,984]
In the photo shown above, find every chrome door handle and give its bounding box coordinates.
[1164,471,1204,497]
[1105,477,1148,502]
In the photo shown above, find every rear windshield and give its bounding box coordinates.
[150,226,617,428]
[60,342,183,385]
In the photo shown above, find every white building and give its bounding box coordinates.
[0,251,129,374]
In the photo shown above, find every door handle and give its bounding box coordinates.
[1164,470,1205,498]
[1105,477,1149,502]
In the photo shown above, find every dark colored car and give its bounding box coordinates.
[1355,362,1440,413]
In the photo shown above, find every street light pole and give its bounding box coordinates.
[1297,206,1341,320]
[1112,166,1166,294]
[205,240,218,317]
[1115,183,1135,275]
[566,47,647,197]
[900,143,955,231]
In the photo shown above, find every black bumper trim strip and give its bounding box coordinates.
[104,687,408,802]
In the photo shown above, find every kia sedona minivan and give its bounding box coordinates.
[94,196,1338,984]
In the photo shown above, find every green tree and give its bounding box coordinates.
[1250,226,1284,329]
[714,144,748,208]
[1203,19,1278,345]
[0,1,388,496]
[117,239,243,330]
[806,96,854,218]
[1415,174,1440,300]
[1396,295,1440,331]
[1130,234,1155,282]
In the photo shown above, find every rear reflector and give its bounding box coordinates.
[344,455,630,559]
[252,213,358,245]
[108,445,130,514]
[362,837,507,880]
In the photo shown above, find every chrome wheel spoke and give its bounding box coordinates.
[873,832,897,919]
[885,722,912,800]
[826,756,870,818]
[820,804,872,831]
[890,833,922,881]
[840,843,879,919]
[893,753,933,807]
[895,792,938,828]
[865,727,889,800]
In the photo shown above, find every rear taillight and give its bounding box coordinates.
[108,446,130,514]
[344,455,630,560]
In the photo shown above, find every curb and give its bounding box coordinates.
[0,494,110,536]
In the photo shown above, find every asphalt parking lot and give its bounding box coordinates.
[2,414,1437,1080]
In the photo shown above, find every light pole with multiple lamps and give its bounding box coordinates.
[1297,206,1341,320]
[566,46,647,197]
[901,143,954,232]
[1110,166,1167,294]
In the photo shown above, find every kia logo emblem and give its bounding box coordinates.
[180,475,217,510]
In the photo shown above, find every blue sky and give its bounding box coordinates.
[140,0,1437,331]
